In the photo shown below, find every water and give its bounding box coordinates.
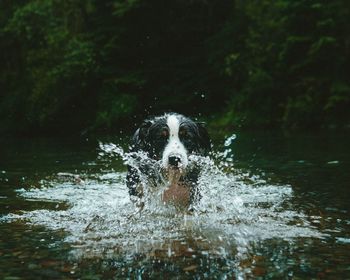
[1,131,350,279]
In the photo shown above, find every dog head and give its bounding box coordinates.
[131,113,211,178]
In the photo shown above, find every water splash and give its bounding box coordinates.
[224,133,237,147]
[1,135,326,275]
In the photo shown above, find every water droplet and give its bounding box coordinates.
[224,134,236,147]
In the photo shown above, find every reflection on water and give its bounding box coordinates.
[1,132,350,278]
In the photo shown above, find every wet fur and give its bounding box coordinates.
[126,113,211,206]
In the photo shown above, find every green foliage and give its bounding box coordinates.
[0,0,98,132]
[215,0,350,129]
[0,0,349,135]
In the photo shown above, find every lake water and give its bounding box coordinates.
[1,131,350,279]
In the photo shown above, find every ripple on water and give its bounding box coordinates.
[1,141,327,266]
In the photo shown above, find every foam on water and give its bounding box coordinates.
[1,136,326,264]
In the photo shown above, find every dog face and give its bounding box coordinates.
[131,113,210,174]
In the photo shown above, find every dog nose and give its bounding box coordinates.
[168,156,181,167]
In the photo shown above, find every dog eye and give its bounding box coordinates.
[179,129,189,138]
[160,129,169,138]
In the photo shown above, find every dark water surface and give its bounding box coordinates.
[1,131,350,279]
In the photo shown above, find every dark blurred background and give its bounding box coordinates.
[0,0,349,135]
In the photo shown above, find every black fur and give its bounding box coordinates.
[126,113,211,203]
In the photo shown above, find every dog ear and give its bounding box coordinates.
[131,120,152,150]
[196,122,211,154]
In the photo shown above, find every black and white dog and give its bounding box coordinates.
[126,113,211,206]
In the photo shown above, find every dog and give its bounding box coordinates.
[126,113,211,207]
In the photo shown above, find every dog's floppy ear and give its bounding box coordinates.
[131,120,152,150]
[196,122,211,154]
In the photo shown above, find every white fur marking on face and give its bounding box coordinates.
[167,114,179,137]
[162,114,188,169]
